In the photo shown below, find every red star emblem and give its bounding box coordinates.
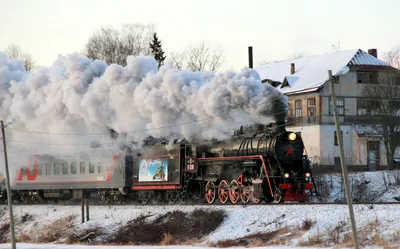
[284,145,295,158]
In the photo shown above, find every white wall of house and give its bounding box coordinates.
[352,135,391,168]
[319,125,355,165]
[286,125,321,164]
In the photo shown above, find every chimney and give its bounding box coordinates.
[290,63,295,74]
[368,48,377,58]
[248,46,253,68]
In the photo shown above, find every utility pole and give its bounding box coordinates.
[328,70,359,249]
[1,120,16,249]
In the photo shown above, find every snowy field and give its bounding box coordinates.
[0,244,377,249]
[1,203,400,248]
[1,170,400,248]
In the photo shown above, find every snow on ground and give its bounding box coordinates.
[1,203,400,248]
[309,170,400,203]
[0,244,377,249]
[1,170,400,248]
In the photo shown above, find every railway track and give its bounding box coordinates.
[0,200,399,207]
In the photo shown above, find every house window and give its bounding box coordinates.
[307,98,316,116]
[288,103,292,117]
[333,75,340,84]
[334,131,343,146]
[329,98,344,115]
[357,99,380,115]
[367,141,379,151]
[295,100,302,117]
[357,71,378,84]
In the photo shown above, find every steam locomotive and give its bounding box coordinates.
[3,122,314,205]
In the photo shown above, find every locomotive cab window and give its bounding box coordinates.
[62,163,68,175]
[54,163,60,175]
[71,162,77,174]
[89,162,95,173]
[80,162,85,174]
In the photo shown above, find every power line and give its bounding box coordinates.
[4,113,313,150]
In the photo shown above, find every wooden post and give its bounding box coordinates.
[86,199,89,221]
[329,70,360,249]
[1,120,16,249]
[81,199,85,223]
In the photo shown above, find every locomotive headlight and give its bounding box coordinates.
[305,172,311,177]
[284,173,290,178]
[288,132,297,141]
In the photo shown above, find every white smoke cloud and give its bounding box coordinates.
[0,52,287,178]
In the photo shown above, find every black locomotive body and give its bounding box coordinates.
[5,122,314,205]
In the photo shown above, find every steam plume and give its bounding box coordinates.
[0,52,287,176]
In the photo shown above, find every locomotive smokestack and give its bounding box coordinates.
[248,46,253,68]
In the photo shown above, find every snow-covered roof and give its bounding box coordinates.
[353,124,383,136]
[255,49,391,95]
[353,124,400,136]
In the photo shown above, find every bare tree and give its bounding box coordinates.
[168,41,225,73]
[385,46,400,69]
[4,44,36,71]
[289,52,306,59]
[168,52,186,70]
[361,70,400,169]
[85,23,155,66]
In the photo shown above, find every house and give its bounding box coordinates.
[255,49,400,170]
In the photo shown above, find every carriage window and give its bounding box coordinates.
[62,163,68,175]
[80,162,85,174]
[71,162,77,174]
[38,164,43,175]
[45,163,51,175]
[98,165,102,173]
[89,162,95,173]
[54,163,60,175]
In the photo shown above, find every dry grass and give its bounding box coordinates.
[247,239,264,247]
[107,209,225,245]
[180,237,203,245]
[159,232,174,246]
[64,226,102,244]
[34,215,76,243]
[212,229,283,247]
[300,218,316,231]
[0,223,10,243]
[17,232,32,242]
[297,228,324,247]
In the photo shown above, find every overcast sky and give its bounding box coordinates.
[0,0,399,71]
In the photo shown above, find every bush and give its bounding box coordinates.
[108,209,225,245]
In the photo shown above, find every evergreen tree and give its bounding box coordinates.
[149,32,166,68]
